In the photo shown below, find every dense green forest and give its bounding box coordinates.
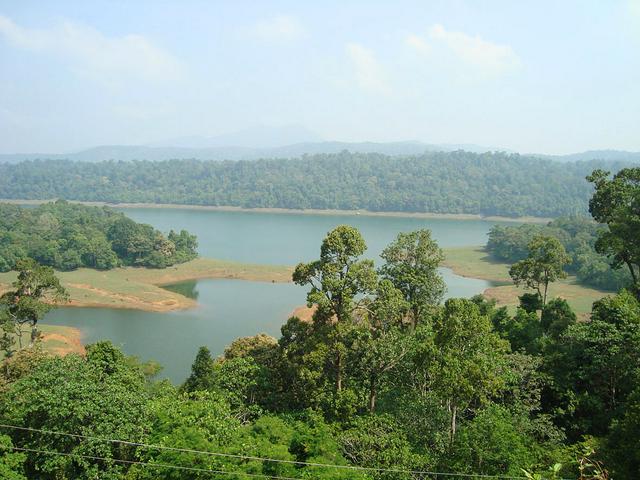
[487,216,631,291]
[1,168,638,479]
[0,152,634,217]
[0,201,198,272]
[1,223,638,479]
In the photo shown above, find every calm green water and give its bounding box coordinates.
[44,208,507,382]
[116,208,500,264]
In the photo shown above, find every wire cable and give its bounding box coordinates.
[0,422,553,479]
[7,446,303,480]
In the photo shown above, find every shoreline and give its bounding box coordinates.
[38,324,85,356]
[442,245,608,318]
[0,257,293,313]
[0,199,552,224]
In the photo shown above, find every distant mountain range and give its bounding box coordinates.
[147,125,324,149]
[0,125,638,163]
[2,143,639,164]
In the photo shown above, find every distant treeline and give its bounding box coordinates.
[0,201,198,272]
[487,216,630,291]
[0,152,633,217]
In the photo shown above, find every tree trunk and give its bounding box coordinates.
[368,375,377,413]
[450,404,457,444]
[29,325,38,347]
[626,261,638,285]
[411,305,419,330]
[626,261,640,299]
[336,351,342,392]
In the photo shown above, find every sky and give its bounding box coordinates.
[0,0,639,155]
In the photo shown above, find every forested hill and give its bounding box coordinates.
[0,152,633,217]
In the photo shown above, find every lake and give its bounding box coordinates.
[44,208,507,382]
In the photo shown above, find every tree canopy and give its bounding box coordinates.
[509,235,570,305]
[0,201,198,272]
[587,168,640,296]
[0,152,632,218]
[487,216,631,291]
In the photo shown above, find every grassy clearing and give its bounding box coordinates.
[443,246,610,318]
[0,258,293,312]
[442,246,512,283]
[39,324,84,356]
[1,324,83,360]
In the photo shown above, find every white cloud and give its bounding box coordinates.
[0,15,183,86]
[405,34,431,55]
[407,24,521,76]
[251,15,306,42]
[346,43,391,94]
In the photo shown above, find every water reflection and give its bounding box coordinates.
[163,280,200,300]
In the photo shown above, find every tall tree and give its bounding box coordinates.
[293,225,377,393]
[509,235,570,306]
[293,225,377,325]
[355,280,411,412]
[587,168,640,296]
[0,259,67,355]
[379,229,445,328]
[431,298,509,442]
[181,346,216,393]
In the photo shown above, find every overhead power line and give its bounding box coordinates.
[0,422,559,480]
[8,446,303,480]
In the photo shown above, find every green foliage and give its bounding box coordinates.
[431,298,509,441]
[488,216,631,291]
[379,229,445,327]
[135,387,241,480]
[0,153,629,217]
[605,386,640,479]
[339,414,429,480]
[506,308,544,354]
[0,259,68,356]
[519,292,544,313]
[447,404,541,476]
[541,298,577,339]
[181,346,216,393]
[0,201,197,272]
[2,211,640,478]
[292,225,378,414]
[544,290,640,439]
[492,297,576,356]
[138,395,367,480]
[211,356,264,420]
[588,168,640,294]
[0,342,149,479]
[222,333,278,363]
[293,225,377,324]
[509,235,570,305]
[0,434,27,480]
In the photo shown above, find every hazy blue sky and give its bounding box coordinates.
[0,0,638,154]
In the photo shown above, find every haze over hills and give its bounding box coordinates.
[147,125,324,149]
[544,150,640,162]
[0,125,638,163]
